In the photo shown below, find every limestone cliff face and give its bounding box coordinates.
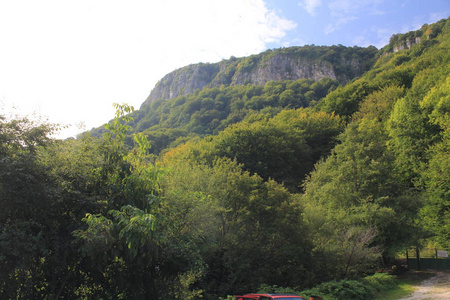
[141,45,377,108]
[230,55,338,85]
[393,37,422,52]
[146,63,220,103]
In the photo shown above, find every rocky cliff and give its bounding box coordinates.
[392,36,422,52]
[383,21,444,54]
[141,45,378,108]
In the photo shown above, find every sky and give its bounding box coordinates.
[0,0,448,138]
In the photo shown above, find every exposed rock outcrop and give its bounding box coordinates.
[393,37,422,52]
[145,63,220,103]
[141,45,378,108]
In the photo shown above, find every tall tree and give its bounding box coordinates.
[302,118,422,270]
[418,76,450,247]
[0,116,66,298]
[160,154,314,297]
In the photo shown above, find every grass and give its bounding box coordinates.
[373,271,435,300]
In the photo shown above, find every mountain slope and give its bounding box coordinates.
[91,18,449,164]
[141,45,378,108]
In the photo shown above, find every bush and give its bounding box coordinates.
[255,273,397,300]
[297,273,398,300]
[299,280,373,300]
[361,272,397,293]
[258,284,300,294]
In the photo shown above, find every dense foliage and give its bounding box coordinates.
[1,17,449,299]
[259,273,397,300]
[215,44,377,85]
[138,44,378,108]
[124,77,341,154]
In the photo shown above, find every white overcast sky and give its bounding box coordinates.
[0,0,448,138]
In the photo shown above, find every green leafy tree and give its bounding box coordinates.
[0,116,76,299]
[163,108,343,192]
[418,76,450,247]
[302,119,422,273]
[73,104,170,298]
[160,154,313,298]
[272,109,344,163]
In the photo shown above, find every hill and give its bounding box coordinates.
[90,45,378,150]
[141,45,378,107]
[2,17,447,300]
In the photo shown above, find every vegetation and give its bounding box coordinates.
[372,271,436,300]
[298,273,397,300]
[123,77,342,154]
[258,273,397,300]
[1,17,449,299]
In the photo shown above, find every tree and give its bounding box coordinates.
[302,119,422,268]
[160,154,314,297]
[418,76,450,247]
[272,109,344,163]
[0,116,72,299]
[73,104,170,299]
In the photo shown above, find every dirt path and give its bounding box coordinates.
[399,271,450,300]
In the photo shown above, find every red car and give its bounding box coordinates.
[234,294,304,300]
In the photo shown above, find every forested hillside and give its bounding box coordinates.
[140,44,378,106]
[1,17,449,299]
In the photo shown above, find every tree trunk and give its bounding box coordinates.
[415,246,421,271]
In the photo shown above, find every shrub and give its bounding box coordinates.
[258,284,300,294]
[299,280,373,300]
[361,272,397,293]
[297,273,398,300]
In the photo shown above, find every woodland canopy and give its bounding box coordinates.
[1,17,449,299]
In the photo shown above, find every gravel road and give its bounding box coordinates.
[399,270,450,300]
